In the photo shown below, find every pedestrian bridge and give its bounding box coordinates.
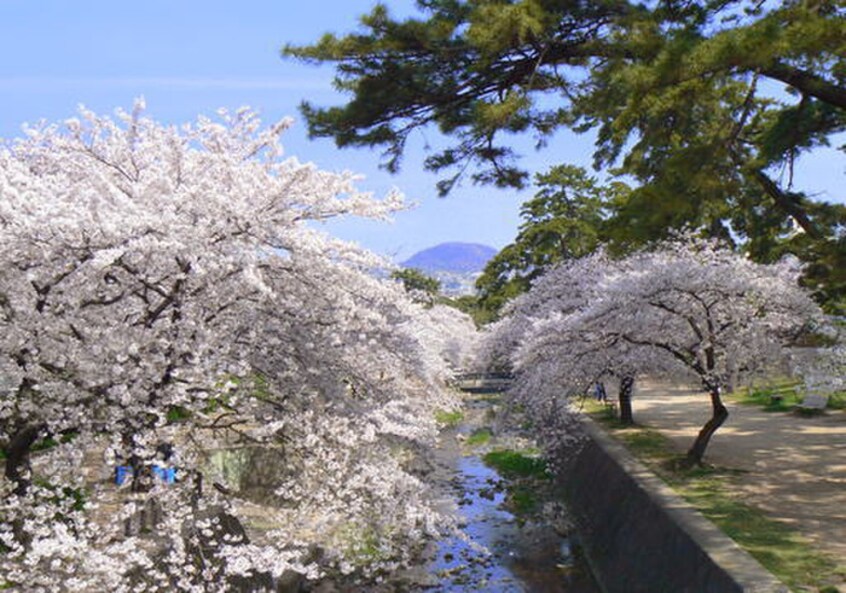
[452,372,514,393]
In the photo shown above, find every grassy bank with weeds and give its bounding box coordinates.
[727,379,846,414]
[465,427,492,446]
[481,448,551,515]
[585,402,845,592]
[434,409,464,428]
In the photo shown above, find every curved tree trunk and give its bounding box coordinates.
[4,423,46,496]
[618,375,635,426]
[685,387,728,466]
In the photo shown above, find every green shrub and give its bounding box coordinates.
[166,405,191,423]
[826,392,845,410]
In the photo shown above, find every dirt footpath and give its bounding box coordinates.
[630,380,846,562]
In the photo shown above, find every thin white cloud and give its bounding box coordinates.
[0,76,333,92]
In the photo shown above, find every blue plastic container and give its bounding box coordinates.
[115,465,132,485]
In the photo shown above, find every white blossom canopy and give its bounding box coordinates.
[0,102,471,591]
[490,237,823,463]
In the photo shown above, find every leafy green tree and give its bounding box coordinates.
[284,0,846,311]
[475,164,629,315]
[392,267,442,304]
[445,294,497,327]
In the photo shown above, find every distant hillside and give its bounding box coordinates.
[401,242,497,274]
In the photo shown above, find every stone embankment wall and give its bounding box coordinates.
[561,419,789,593]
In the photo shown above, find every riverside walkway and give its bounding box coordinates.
[630,380,846,565]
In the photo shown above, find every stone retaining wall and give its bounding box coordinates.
[561,419,789,593]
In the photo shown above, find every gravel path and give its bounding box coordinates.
[630,379,846,562]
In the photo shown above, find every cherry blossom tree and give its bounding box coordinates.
[0,102,462,591]
[479,251,642,423]
[422,304,479,372]
[796,338,846,399]
[512,238,822,466]
[595,240,820,464]
[477,252,612,371]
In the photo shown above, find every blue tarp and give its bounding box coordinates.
[115,464,176,485]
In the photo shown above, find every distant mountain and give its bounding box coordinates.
[400,242,498,296]
[401,242,497,274]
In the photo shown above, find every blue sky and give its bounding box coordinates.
[1,1,843,261]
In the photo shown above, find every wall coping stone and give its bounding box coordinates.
[571,417,789,593]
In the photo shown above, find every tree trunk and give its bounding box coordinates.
[618,375,635,426]
[685,387,728,466]
[4,423,46,496]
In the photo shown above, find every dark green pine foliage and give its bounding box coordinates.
[475,165,627,316]
[284,0,846,312]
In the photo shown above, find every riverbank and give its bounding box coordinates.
[593,379,846,592]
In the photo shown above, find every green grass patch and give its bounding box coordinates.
[434,409,464,428]
[249,373,273,400]
[482,449,550,516]
[670,472,839,591]
[617,429,676,462]
[31,477,88,514]
[733,380,846,414]
[465,428,492,446]
[2,430,79,460]
[581,397,627,424]
[207,373,271,413]
[471,392,504,404]
[338,523,393,566]
[595,420,843,591]
[732,381,803,412]
[509,486,539,514]
[483,449,549,480]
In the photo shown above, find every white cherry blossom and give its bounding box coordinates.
[0,102,468,591]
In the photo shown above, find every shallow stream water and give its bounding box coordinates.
[207,394,600,592]
[414,396,600,592]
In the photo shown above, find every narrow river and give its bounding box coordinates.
[414,394,600,592]
[210,392,600,592]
